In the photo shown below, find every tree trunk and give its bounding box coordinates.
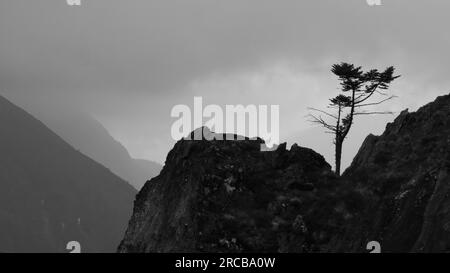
[335,139,343,176]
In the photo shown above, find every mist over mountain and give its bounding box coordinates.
[2,0,450,165]
[0,96,136,252]
[36,111,162,190]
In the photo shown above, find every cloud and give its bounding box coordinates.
[1,0,449,165]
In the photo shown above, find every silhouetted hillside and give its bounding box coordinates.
[331,93,450,252]
[119,94,450,253]
[118,128,339,252]
[36,112,162,190]
[0,96,136,252]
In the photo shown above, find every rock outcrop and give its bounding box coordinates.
[331,93,450,252]
[118,128,348,252]
[119,93,450,253]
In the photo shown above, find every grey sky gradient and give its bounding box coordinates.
[1,0,449,169]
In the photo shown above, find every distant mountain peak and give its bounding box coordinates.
[32,109,162,190]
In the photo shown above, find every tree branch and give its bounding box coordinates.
[308,107,339,120]
[354,95,397,108]
[354,83,380,104]
[354,111,394,116]
[307,114,337,132]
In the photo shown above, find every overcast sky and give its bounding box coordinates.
[1,0,449,169]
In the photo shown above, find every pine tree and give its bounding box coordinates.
[309,63,400,175]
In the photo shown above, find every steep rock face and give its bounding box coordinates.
[334,94,450,252]
[118,129,350,252]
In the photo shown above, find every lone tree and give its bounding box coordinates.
[309,62,400,176]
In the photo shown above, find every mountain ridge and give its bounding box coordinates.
[0,95,137,252]
[29,110,162,190]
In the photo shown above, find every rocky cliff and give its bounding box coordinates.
[330,93,450,252]
[118,129,348,252]
[119,93,450,253]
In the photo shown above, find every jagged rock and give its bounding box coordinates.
[332,93,450,252]
[118,134,337,253]
[119,93,450,253]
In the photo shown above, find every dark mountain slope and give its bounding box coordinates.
[36,111,162,190]
[0,96,136,252]
[331,93,450,252]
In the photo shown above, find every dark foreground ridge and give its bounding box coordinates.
[119,93,450,253]
[333,93,450,252]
